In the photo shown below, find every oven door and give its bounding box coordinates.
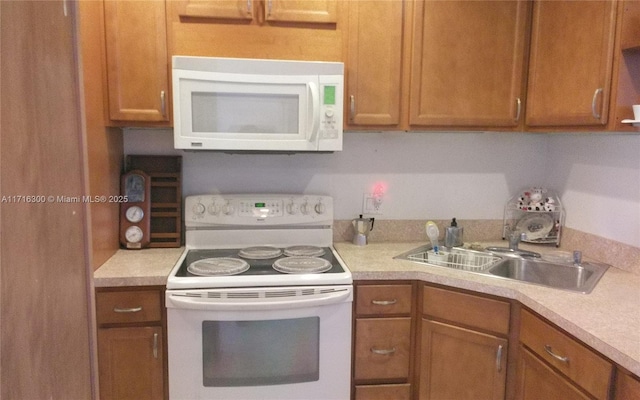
[166,286,352,400]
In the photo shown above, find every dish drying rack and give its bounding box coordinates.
[502,187,565,246]
[407,248,501,272]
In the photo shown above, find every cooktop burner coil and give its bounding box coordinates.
[238,246,283,259]
[272,256,332,274]
[283,245,326,257]
[187,258,250,276]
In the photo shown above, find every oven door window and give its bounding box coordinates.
[202,317,319,387]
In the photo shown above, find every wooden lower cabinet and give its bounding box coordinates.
[419,320,508,400]
[96,287,166,400]
[519,309,613,400]
[98,327,164,400]
[615,369,640,400]
[515,346,590,400]
[353,282,415,399]
[417,285,512,400]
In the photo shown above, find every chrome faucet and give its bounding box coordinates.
[508,231,527,250]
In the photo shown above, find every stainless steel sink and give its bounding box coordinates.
[486,257,608,294]
[395,245,609,294]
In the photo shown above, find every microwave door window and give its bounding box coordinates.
[192,92,299,135]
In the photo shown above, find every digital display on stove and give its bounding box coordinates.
[254,202,266,208]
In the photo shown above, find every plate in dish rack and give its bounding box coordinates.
[187,258,250,276]
[515,213,554,240]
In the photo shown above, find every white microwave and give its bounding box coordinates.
[172,56,344,152]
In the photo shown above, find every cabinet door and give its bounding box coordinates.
[525,1,616,127]
[104,0,169,123]
[179,0,254,19]
[266,0,337,23]
[410,0,529,127]
[346,0,404,127]
[98,326,164,400]
[515,346,590,400]
[419,320,507,400]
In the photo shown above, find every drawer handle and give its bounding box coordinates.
[371,299,397,306]
[544,345,569,363]
[370,347,396,355]
[113,306,143,313]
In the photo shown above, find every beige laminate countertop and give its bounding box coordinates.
[93,242,640,376]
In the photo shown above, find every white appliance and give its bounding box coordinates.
[166,194,352,400]
[172,56,344,152]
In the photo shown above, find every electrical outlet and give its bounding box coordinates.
[362,192,383,215]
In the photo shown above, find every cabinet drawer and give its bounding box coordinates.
[96,290,162,324]
[520,310,613,400]
[355,383,411,400]
[422,285,510,335]
[356,284,413,316]
[354,318,411,380]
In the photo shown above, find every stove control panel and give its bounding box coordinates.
[185,194,333,226]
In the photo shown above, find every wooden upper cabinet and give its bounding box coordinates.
[104,0,170,124]
[410,0,529,128]
[178,0,336,23]
[525,1,617,127]
[266,0,337,23]
[346,0,405,128]
[179,0,254,20]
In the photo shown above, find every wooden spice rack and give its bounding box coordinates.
[125,155,182,248]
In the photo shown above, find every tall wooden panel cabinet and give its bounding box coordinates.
[1,1,94,398]
[525,1,617,127]
[410,0,530,128]
[104,0,170,124]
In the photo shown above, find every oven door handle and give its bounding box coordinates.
[166,288,352,311]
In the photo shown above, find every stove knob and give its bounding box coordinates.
[300,202,311,215]
[286,201,298,215]
[192,202,205,216]
[207,203,219,215]
[222,202,235,215]
[314,202,326,214]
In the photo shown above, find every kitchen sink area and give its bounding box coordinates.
[394,244,609,294]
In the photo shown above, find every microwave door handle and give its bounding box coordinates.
[308,82,320,142]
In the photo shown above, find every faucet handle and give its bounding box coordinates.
[573,250,582,266]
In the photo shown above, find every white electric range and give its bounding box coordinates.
[165,194,352,400]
